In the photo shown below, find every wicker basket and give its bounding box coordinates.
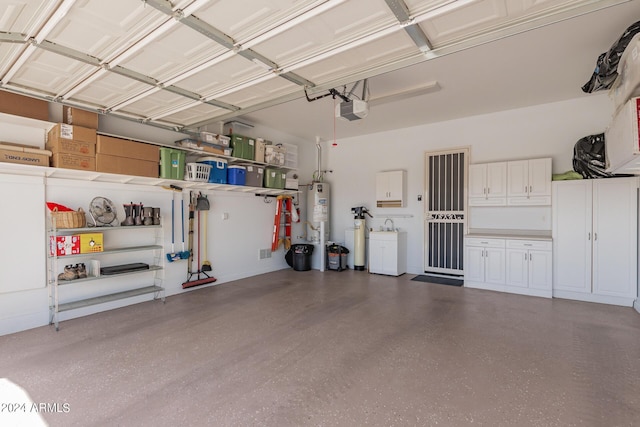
[51,207,87,229]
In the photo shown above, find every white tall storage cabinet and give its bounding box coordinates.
[552,178,638,306]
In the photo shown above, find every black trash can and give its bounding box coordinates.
[286,244,314,271]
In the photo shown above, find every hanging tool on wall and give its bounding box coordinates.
[196,192,213,272]
[182,191,216,289]
[178,192,190,260]
[165,185,183,262]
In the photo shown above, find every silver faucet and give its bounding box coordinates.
[384,218,395,231]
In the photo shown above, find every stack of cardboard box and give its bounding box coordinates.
[47,107,98,171]
[96,135,159,178]
[0,92,52,167]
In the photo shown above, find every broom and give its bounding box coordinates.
[182,191,216,289]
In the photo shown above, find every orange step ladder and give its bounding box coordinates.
[272,195,292,251]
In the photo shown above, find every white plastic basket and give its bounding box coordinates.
[185,162,211,182]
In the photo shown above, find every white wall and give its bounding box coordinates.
[325,94,614,274]
[0,93,615,335]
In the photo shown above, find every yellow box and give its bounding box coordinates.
[80,233,103,253]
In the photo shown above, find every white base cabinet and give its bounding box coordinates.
[505,240,552,297]
[465,238,506,285]
[369,231,407,276]
[465,236,552,298]
[552,178,638,306]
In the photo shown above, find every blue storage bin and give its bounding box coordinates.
[197,156,227,184]
[227,165,246,185]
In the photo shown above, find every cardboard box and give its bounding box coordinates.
[0,144,50,166]
[48,123,97,144]
[49,235,81,256]
[51,153,96,171]
[80,233,103,253]
[46,138,96,156]
[96,135,159,162]
[96,153,158,178]
[0,91,49,121]
[62,107,99,129]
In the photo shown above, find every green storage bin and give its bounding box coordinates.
[228,134,255,160]
[160,148,185,179]
[264,167,285,189]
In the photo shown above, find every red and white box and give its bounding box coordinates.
[50,235,81,256]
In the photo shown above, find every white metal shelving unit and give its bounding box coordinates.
[48,224,165,331]
[0,161,298,195]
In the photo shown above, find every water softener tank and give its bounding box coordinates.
[307,181,330,242]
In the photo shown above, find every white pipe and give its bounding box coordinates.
[315,136,322,181]
[320,221,326,272]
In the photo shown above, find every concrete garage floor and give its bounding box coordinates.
[1,269,640,426]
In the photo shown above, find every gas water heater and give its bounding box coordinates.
[307,182,330,242]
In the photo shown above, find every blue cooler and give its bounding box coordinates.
[227,165,246,185]
[198,156,227,184]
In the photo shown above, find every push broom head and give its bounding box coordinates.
[182,275,216,289]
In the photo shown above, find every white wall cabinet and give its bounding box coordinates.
[552,178,638,306]
[468,163,507,206]
[369,231,407,276]
[505,240,552,296]
[507,158,552,205]
[376,170,405,208]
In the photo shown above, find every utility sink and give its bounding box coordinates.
[368,230,407,276]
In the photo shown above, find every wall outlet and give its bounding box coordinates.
[259,249,272,259]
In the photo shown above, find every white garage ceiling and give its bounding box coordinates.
[0,0,636,141]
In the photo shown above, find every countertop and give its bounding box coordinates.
[466,229,552,241]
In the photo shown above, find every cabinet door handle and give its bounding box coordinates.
[588,232,591,241]
[594,233,598,241]
[529,185,532,193]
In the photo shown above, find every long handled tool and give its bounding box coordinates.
[166,191,180,262]
[182,191,217,289]
[178,193,190,260]
[196,192,212,272]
